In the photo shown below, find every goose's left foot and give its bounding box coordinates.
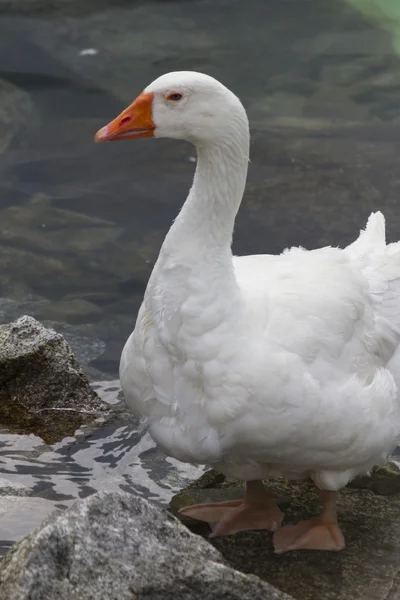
[273,489,345,553]
[179,480,283,537]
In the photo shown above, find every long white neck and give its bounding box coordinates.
[160,117,250,276]
[145,107,250,355]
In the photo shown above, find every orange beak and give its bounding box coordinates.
[94,91,155,143]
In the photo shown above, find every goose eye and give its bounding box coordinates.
[167,93,183,102]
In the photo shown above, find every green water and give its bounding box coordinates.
[347,0,400,53]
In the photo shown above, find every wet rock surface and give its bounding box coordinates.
[0,478,31,497]
[0,496,61,549]
[0,406,207,557]
[0,491,293,600]
[0,316,108,442]
[170,464,400,600]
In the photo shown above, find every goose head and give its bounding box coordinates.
[94,71,248,146]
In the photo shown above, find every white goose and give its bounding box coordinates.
[95,71,400,553]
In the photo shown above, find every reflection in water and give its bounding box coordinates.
[1,0,400,554]
[0,381,206,554]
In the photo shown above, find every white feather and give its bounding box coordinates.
[119,72,400,492]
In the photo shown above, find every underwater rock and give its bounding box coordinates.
[41,298,103,324]
[0,296,50,325]
[0,491,293,600]
[0,196,123,255]
[0,196,128,300]
[0,78,36,156]
[0,315,108,443]
[41,320,106,365]
[170,465,400,600]
[0,0,135,16]
[0,197,122,254]
[0,243,121,299]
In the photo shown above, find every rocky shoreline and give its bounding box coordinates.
[0,317,290,599]
[1,317,400,599]
[171,467,400,600]
[0,491,293,600]
[2,0,400,596]
[0,316,109,443]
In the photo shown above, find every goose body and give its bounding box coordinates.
[96,71,400,551]
[121,224,400,489]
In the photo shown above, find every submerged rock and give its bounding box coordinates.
[0,491,293,600]
[41,320,106,366]
[0,198,123,255]
[0,296,50,324]
[0,78,36,156]
[41,299,103,324]
[170,464,400,600]
[0,315,108,443]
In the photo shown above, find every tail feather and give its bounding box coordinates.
[346,213,400,361]
[345,211,386,261]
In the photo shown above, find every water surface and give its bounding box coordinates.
[1,0,400,553]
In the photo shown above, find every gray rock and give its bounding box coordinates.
[171,465,400,600]
[0,491,293,600]
[0,316,108,443]
[0,479,31,497]
[41,321,106,366]
[0,301,107,367]
[0,496,59,545]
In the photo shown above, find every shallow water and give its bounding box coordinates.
[0,380,206,554]
[1,0,400,553]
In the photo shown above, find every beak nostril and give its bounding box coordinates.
[95,91,154,142]
[119,115,132,126]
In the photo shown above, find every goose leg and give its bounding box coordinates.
[178,480,283,537]
[273,489,345,553]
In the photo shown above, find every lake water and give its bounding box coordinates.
[1,0,400,554]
